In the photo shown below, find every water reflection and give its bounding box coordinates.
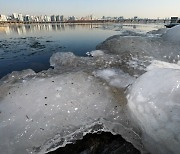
[0,24,100,35]
[0,26,10,34]
[0,23,164,35]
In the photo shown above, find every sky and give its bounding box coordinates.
[0,0,180,18]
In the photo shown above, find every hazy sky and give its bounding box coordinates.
[0,0,180,18]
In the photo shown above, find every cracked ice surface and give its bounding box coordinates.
[0,70,140,154]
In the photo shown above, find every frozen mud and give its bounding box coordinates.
[1,26,180,154]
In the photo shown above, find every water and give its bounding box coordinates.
[0,23,164,78]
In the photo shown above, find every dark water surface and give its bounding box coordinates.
[0,23,164,78]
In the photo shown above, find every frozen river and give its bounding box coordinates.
[1,23,180,154]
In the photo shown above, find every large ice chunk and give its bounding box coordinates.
[127,68,180,154]
[49,51,148,77]
[0,71,133,154]
[162,25,180,43]
[97,29,180,63]
[49,52,78,70]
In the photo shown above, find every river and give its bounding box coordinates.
[0,23,164,78]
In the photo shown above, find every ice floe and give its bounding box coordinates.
[0,70,142,154]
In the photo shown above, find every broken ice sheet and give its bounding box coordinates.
[0,70,141,154]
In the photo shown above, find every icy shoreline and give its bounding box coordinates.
[1,26,180,154]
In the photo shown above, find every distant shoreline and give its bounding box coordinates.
[0,19,170,25]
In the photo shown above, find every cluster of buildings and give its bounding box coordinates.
[0,13,65,22]
[0,13,172,23]
[0,13,99,22]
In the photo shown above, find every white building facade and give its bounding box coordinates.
[0,15,7,21]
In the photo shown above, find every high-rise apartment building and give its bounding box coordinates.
[24,15,31,22]
[60,15,64,22]
[18,14,23,21]
[44,15,51,22]
[51,15,56,22]
[56,15,61,21]
[12,13,18,20]
[0,15,7,21]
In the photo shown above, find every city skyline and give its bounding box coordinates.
[0,0,180,18]
[0,12,173,23]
